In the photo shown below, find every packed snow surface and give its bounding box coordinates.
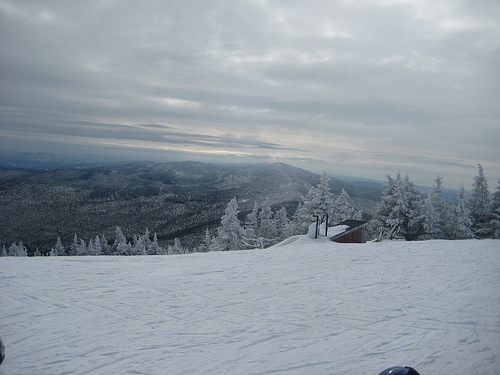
[1,239,499,374]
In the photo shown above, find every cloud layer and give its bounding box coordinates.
[1,0,499,186]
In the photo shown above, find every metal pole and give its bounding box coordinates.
[313,215,319,239]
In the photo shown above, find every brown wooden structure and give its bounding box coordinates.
[330,220,368,243]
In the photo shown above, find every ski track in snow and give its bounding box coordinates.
[0,238,499,374]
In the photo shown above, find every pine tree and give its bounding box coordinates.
[291,199,312,234]
[143,229,152,252]
[242,202,259,247]
[77,239,88,256]
[132,233,147,255]
[371,174,398,240]
[1,245,6,257]
[101,234,112,255]
[18,241,27,256]
[275,207,290,241]
[214,197,246,251]
[453,184,475,239]
[89,236,102,256]
[288,201,305,235]
[313,171,334,221]
[373,173,423,241]
[168,238,185,254]
[8,242,19,256]
[354,210,363,220]
[8,241,28,256]
[469,164,491,237]
[113,226,131,255]
[419,176,446,240]
[147,232,163,255]
[331,189,355,224]
[246,202,259,234]
[484,179,500,239]
[419,194,443,240]
[198,229,213,253]
[68,234,79,256]
[292,171,334,232]
[50,237,66,256]
[259,198,276,241]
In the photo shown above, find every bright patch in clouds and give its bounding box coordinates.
[157,97,202,108]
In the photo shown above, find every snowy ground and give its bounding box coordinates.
[1,238,499,375]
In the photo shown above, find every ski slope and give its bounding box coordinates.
[1,238,499,374]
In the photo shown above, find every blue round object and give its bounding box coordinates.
[377,366,420,375]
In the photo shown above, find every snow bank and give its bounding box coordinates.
[327,224,350,237]
[0,239,499,374]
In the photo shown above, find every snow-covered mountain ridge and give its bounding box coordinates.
[1,238,498,374]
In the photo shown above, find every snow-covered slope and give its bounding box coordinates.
[1,239,499,374]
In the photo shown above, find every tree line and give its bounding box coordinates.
[2,164,498,256]
[371,164,499,241]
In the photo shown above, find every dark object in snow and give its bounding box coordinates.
[0,335,5,365]
[377,366,420,375]
[329,219,368,243]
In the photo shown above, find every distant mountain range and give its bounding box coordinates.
[0,155,384,252]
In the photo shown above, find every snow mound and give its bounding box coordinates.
[327,224,350,237]
[1,239,499,374]
[270,235,304,247]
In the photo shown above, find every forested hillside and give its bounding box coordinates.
[0,161,381,253]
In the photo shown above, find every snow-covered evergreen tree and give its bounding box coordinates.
[371,174,397,240]
[354,210,363,221]
[50,237,66,256]
[214,197,246,251]
[419,195,443,240]
[453,184,475,239]
[1,245,6,257]
[18,241,28,256]
[313,171,334,221]
[246,202,259,234]
[259,198,276,241]
[419,176,446,240]
[469,164,491,237]
[147,232,163,255]
[275,207,290,241]
[242,203,260,248]
[292,171,334,233]
[132,232,148,255]
[113,226,131,255]
[77,239,89,256]
[288,201,301,234]
[198,229,213,253]
[331,188,355,224]
[7,243,16,256]
[168,238,185,254]
[290,199,311,234]
[483,179,500,239]
[139,229,152,255]
[100,234,112,255]
[8,241,27,256]
[89,236,103,256]
[68,234,79,256]
[372,173,423,241]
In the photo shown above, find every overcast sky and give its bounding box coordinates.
[1,0,499,187]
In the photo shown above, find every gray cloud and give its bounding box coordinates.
[1,0,499,186]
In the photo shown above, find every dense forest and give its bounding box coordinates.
[2,162,498,257]
[0,161,380,255]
